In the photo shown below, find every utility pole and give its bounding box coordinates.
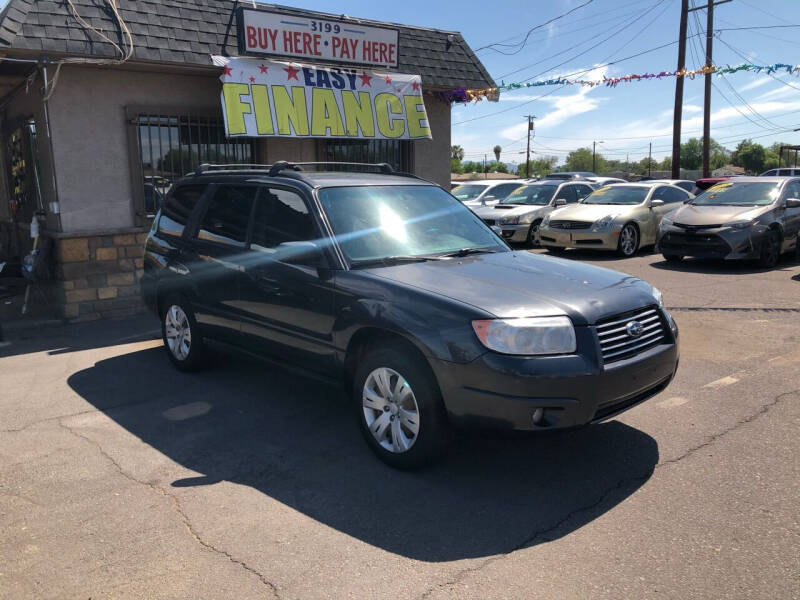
[648,141,653,177]
[671,0,689,179]
[691,0,731,178]
[484,154,487,179]
[524,115,536,178]
[592,140,603,173]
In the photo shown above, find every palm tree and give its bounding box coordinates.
[493,145,502,162]
[451,145,464,161]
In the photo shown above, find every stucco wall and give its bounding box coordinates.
[46,65,221,233]
[413,95,450,188]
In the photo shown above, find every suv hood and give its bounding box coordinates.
[363,251,658,325]
[669,203,768,225]
[549,203,639,221]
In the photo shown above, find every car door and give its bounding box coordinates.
[183,183,258,344]
[573,183,594,202]
[554,183,578,206]
[237,185,338,375]
[644,186,677,243]
[779,179,800,251]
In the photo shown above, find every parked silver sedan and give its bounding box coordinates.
[472,180,596,245]
[539,182,693,257]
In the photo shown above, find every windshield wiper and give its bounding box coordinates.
[349,254,446,268]
[439,247,499,258]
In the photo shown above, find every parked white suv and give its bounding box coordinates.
[451,180,525,207]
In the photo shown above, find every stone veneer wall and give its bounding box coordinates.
[51,230,148,321]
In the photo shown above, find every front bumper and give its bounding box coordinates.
[488,222,529,243]
[656,224,765,259]
[432,322,679,431]
[538,225,619,251]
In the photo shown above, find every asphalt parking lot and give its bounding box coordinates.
[1,249,799,599]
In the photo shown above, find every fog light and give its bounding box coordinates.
[532,408,544,424]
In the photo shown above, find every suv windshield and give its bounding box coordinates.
[501,185,557,205]
[319,185,507,262]
[450,184,488,201]
[691,182,780,206]
[583,186,648,205]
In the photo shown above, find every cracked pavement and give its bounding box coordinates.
[1,251,799,599]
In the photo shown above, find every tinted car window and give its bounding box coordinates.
[250,188,315,251]
[197,185,258,246]
[762,170,777,176]
[574,184,593,200]
[158,184,206,238]
[783,180,800,200]
[778,169,792,176]
[555,185,578,203]
[674,181,695,192]
[663,186,689,203]
[489,183,524,200]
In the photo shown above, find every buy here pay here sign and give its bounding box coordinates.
[237,8,399,68]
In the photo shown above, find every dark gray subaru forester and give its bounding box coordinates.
[142,162,679,469]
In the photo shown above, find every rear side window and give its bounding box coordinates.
[574,184,593,200]
[197,185,258,247]
[674,181,694,192]
[490,183,523,200]
[250,188,315,251]
[556,185,578,203]
[762,170,777,176]
[663,187,689,203]
[158,184,206,238]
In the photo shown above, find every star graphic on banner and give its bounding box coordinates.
[384,75,392,84]
[222,65,232,77]
[359,72,372,86]
[412,81,420,91]
[284,65,300,81]
[249,76,255,83]
[259,64,268,74]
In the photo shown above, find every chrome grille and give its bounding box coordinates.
[596,306,667,363]
[549,220,593,230]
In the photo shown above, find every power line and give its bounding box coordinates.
[476,0,594,55]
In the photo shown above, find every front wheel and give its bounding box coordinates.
[617,223,640,257]
[354,346,450,469]
[758,229,781,269]
[527,220,542,247]
[161,294,208,371]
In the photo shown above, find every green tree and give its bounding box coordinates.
[565,147,604,172]
[450,158,463,174]
[679,138,703,170]
[658,156,672,171]
[493,145,502,162]
[450,145,464,161]
[737,142,767,174]
[462,160,480,173]
[516,155,557,177]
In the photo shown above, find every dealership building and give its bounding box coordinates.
[0,0,493,320]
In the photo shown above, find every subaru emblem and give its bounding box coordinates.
[626,321,644,338]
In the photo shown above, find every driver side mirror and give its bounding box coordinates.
[785,198,800,208]
[650,199,665,208]
[554,198,567,207]
[275,240,325,267]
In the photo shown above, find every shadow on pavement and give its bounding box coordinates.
[538,247,655,263]
[68,346,659,562]
[650,253,799,275]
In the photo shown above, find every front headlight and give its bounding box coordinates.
[660,215,673,227]
[472,316,576,355]
[501,215,520,225]
[651,285,664,308]
[592,215,616,231]
[726,219,756,230]
[541,214,551,227]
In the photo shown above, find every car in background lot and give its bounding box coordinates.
[760,168,800,176]
[656,177,800,268]
[588,176,627,186]
[539,182,693,257]
[694,176,731,193]
[142,162,678,469]
[646,179,696,194]
[450,180,524,207]
[472,179,596,245]
[544,171,597,180]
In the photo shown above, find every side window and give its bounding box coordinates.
[664,187,689,203]
[158,184,206,238]
[556,185,578,203]
[574,184,593,200]
[783,180,800,200]
[197,185,258,246]
[250,188,315,251]
[778,169,792,176]
[491,183,522,200]
[675,181,694,192]
[763,170,777,176]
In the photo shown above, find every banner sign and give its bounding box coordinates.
[237,8,399,68]
[213,56,432,141]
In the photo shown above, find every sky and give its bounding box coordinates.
[277,0,800,165]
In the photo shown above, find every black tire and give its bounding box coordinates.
[758,228,781,269]
[617,222,640,257]
[527,219,542,247]
[160,293,208,371]
[663,254,683,263]
[353,344,451,469]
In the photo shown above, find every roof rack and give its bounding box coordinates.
[189,161,425,184]
[268,161,396,175]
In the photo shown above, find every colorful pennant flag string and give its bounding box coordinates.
[435,62,800,104]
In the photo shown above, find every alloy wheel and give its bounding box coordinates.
[763,232,780,268]
[620,224,638,256]
[164,305,192,361]
[362,367,420,453]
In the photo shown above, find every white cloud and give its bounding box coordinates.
[755,84,798,101]
[739,78,773,92]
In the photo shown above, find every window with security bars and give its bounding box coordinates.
[131,112,256,218]
[322,139,412,172]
